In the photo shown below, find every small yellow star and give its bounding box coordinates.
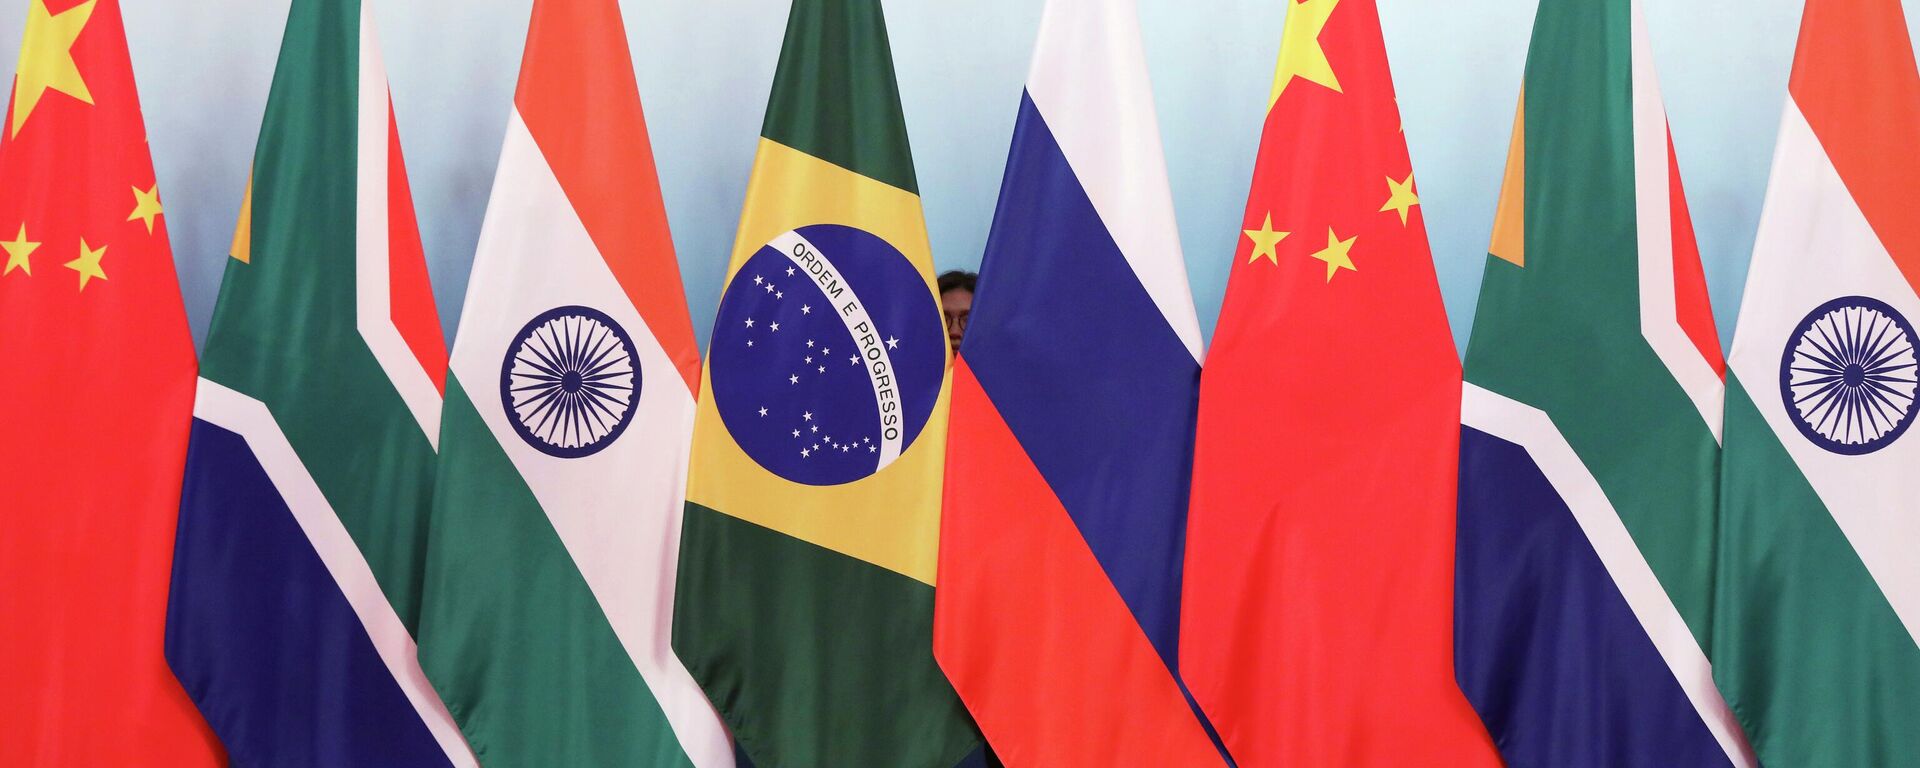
[64,238,107,291]
[11,0,97,138]
[1308,228,1357,282]
[1380,173,1420,226]
[128,184,164,234]
[1270,0,1342,107]
[1244,213,1290,265]
[2,224,39,277]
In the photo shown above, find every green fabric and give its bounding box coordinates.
[673,502,977,768]
[196,0,437,631]
[418,380,692,768]
[760,0,918,194]
[1461,0,1720,644]
[1713,376,1920,767]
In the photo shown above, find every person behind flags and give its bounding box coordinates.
[938,269,976,353]
[161,0,472,764]
[1178,1,1501,765]
[1453,0,1754,765]
[931,0,1228,764]
[415,0,735,765]
[1714,0,1920,763]
[0,0,223,763]
[670,0,979,765]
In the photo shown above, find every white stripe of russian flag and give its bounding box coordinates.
[1023,0,1205,364]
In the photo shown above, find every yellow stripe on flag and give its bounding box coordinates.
[1489,91,1526,267]
[230,173,253,264]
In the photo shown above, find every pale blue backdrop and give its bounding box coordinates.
[7,0,1918,354]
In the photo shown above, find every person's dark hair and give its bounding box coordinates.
[937,269,978,296]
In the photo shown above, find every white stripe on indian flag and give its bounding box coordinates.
[1462,383,1757,767]
[192,378,477,767]
[1630,0,1724,442]
[356,4,442,448]
[447,109,734,767]
[1728,98,1920,646]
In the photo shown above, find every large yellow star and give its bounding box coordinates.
[11,0,97,139]
[3,224,39,277]
[1380,173,1420,226]
[64,238,107,291]
[129,184,164,234]
[1244,213,1290,265]
[1270,0,1342,107]
[1308,227,1357,282]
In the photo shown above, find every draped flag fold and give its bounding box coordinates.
[416,0,733,765]
[671,1,980,765]
[163,1,471,764]
[1,0,221,763]
[933,1,1226,764]
[1180,1,1500,764]
[1455,0,1752,765]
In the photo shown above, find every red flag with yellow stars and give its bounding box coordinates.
[0,0,221,764]
[1178,1,1501,765]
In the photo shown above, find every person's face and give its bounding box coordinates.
[941,288,973,353]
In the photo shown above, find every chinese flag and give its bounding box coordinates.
[0,0,222,764]
[1178,1,1501,766]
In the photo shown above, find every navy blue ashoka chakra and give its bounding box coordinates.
[499,305,642,459]
[1778,296,1917,456]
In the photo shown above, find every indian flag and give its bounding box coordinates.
[414,0,732,765]
[669,0,977,765]
[1714,0,1920,764]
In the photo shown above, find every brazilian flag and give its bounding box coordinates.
[670,0,977,765]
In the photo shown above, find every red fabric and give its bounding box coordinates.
[385,103,447,394]
[0,0,222,763]
[1178,1,1500,765]
[1789,0,1920,296]
[934,361,1224,767]
[514,0,700,394]
[1666,132,1724,378]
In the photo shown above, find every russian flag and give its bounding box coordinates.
[931,1,1226,764]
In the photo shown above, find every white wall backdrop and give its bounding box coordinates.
[6,0,1918,354]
